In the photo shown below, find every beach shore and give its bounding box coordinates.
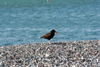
[0,40,100,67]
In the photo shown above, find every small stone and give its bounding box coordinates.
[45,54,50,57]
[82,59,85,62]
[72,65,77,67]
[10,56,14,59]
[0,55,2,58]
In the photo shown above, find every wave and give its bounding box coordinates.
[0,0,100,7]
[0,0,45,7]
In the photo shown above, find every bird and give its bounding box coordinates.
[47,0,49,3]
[40,29,58,44]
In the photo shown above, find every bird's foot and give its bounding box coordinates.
[49,43,51,44]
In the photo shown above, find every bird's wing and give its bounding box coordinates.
[41,33,51,38]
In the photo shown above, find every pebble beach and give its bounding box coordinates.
[0,40,100,67]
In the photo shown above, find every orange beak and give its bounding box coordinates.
[55,31,58,34]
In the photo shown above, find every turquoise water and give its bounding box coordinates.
[0,0,100,46]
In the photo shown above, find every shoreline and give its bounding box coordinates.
[0,40,100,67]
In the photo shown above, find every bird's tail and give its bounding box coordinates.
[40,37,43,39]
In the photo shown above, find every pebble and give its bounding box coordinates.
[0,40,100,67]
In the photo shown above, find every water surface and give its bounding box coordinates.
[0,0,100,46]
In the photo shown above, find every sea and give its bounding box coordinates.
[0,0,100,46]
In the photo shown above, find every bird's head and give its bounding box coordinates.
[51,29,58,34]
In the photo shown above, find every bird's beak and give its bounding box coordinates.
[55,31,58,34]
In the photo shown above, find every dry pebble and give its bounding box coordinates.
[0,40,100,67]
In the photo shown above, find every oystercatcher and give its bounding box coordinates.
[40,29,58,44]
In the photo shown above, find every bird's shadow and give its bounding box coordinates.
[35,42,66,46]
[51,42,66,45]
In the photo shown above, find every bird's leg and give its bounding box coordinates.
[48,40,51,44]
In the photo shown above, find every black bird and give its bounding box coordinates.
[41,29,58,44]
